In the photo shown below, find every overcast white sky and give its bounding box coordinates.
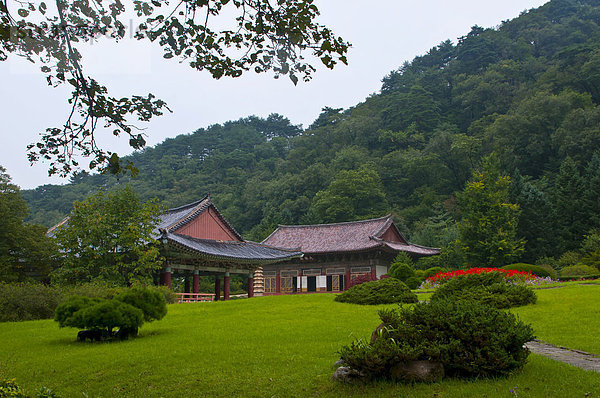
[1,0,549,190]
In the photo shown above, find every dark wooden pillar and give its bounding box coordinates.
[163,267,172,289]
[184,274,190,293]
[193,270,199,294]
[214,277,221,301]
[345,267,351,290]
[224,272,230,301]
[248,273,254,298]
[371,266,377,281]
[276,272,281,294]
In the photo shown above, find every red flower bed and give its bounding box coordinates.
[427,267,535,283]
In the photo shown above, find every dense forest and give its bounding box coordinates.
[21,0,600,268]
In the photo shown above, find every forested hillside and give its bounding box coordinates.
[23,0,600,267]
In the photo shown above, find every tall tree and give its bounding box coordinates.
[53,186,164,285]
[312,164,388,223]
[0,167,56,282]
[457,155,524,267]
[551,156,587,253]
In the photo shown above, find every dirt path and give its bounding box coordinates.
[526,339,600,372]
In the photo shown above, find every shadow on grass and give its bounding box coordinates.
[45,328,174,346]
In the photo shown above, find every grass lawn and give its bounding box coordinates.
[0,287,599,397]
[512,283,600,353]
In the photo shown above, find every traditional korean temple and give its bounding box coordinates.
[257,215,440,295]
[156,196,302,300]
[48,196,302,300]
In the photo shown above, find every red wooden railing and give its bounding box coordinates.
[176,293,215,303]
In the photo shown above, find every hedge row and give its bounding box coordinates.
[501,263,557,279]
[0,283,176,322]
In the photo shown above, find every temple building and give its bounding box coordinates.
[256,215,440,295]
[156,196,302,300]
[48,195,302,300]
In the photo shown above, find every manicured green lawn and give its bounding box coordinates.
[512,283,600,353]
[0,289,599,397]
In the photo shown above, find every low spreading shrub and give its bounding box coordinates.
[0,283,61,322]
[339,300,534,379]
[430,272,537,309]
[114,287,167,322]
[560,264,598,278]
[502,263,557,279]
[54,287,167,340]
[334,278,417,305]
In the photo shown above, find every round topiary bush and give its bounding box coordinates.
[430,272,537,309]
[334,278,418,305]
[339,300,534,379]
[404,276,422,290]
[502,263,556,279]
[389,263,415,282]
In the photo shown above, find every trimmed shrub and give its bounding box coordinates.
[502,263,557,279]
[423,267,446,279]
[388,264,415,282]
[404,276,422,290]
[54,296,102,327]
[67,300,144,334]
[430,272,537,309]
[334,278,418,305]
[557,251,582,270]
[151,285,178,304]
[388,252,415,282]
[339,300,534,379]
[115,287,167,322]
[560,264,598,277]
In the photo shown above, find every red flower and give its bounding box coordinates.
[426,267,535,282]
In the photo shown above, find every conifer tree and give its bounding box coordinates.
[457,155,524,267]
[552,157,587,252]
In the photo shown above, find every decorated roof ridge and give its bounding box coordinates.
[163,196,211,232]
[161,195,243,241]
[46,216,69,237]
[163,195,209,214]
[405,242,442,251]
[274,214,392,229]
[262,214,393,243]
[370,215,410,244]
[370,234,440,251]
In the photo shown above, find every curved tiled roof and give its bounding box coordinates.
[165,232,303,264]
[262,215,440,256]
